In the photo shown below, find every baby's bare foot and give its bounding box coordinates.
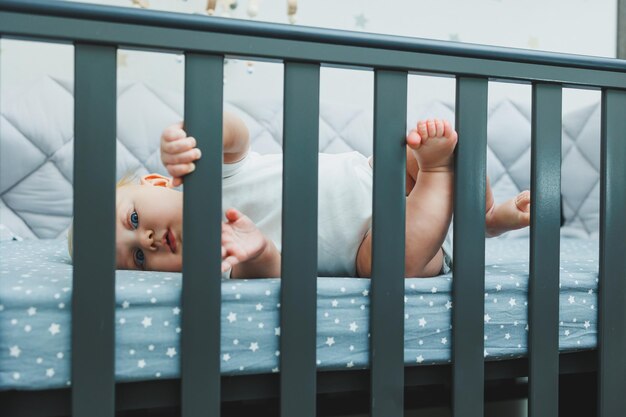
[406,119,458,172]
[485,190,531,237]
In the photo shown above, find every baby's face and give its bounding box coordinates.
[116,184,183,271]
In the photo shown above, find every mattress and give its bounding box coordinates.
[1,237,598,391]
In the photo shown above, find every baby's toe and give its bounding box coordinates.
[417,120,429,140]
[426,119,437,137]
[435,119,444,137]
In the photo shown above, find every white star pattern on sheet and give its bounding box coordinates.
[122,301,130,309]
[418,318,427,327]
[508,298,516,307]
[0,239,602,387]
[249,342,259,352]
[138,360,146,368]
[10,345,21,357]
[166,347,177,358]
[362,290,369,296]
[46,368,55,377]
[484,314,491,323]
[326,337,335,347]
[416,355,424,363]
[331,300,338,307]
[568,295,575,304]
[48,323,60,335]
[227,312,237,323]
[27,307,37,316]
[255,303,263,311]
[141,317,152,328]
[347,361,354,368]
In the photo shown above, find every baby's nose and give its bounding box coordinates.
[141,229,156,250]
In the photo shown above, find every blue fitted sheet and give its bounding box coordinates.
[1,238,598,391]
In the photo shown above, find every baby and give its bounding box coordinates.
[114,112,530,278]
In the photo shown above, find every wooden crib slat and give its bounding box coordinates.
[452,76,488,417]
[528,82,562,417]
[280,61,320,417]
[369,69,407,417]
[598,88,626,417]
[181,53,224,417]
[72,43,117,417]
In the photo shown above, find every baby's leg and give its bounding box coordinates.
[356,119,456,278]
[407,133,530,238]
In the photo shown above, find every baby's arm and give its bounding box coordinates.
[222,208,281,278]
[160,111,250,186]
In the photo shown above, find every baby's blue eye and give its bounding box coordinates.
[130,210,139,229]
[134,249,145,269]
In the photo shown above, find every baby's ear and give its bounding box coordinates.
[140,173,173,188]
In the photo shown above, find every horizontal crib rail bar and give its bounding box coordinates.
[0,351,600,417]
[2,3,626,89]
[1,0,626,74]
[370,69,407,417]
[528,82,562,417]
[181,53,224,417]
[71,43,117,417]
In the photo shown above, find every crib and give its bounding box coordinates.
[1,0,625,416]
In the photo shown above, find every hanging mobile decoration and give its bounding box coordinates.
[287,0,297,24]
[247,0,259,18]
[131,0,149,8]
[206,0,217,15]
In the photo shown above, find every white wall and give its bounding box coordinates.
[1,0,617,114]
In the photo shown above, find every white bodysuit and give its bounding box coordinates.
[222,151,373,277]
[222,151,453,277]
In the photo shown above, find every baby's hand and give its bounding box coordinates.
[221,208,268,273]
[160,122,202,187]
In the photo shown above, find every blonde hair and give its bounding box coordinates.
[67,172,138,262]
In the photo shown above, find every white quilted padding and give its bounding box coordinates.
[0,76,601,240]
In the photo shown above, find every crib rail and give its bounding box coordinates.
[1,1,626,417]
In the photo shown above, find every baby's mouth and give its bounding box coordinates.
[166,229,177,253]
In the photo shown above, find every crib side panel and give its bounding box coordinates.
[72,43,117,417]
[280,61,320,417]
[598,88,626,417]
[181,53,225,417]
[370,69,407,417]
[452,76,488,417]
[528,82,562,417]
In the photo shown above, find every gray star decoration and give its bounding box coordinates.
[354,13,368,29]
